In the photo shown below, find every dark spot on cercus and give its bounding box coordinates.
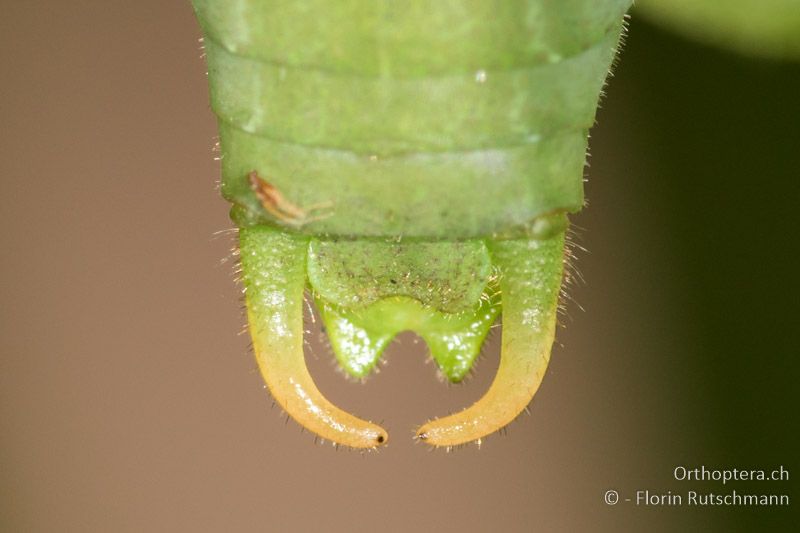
[376,434,385,444]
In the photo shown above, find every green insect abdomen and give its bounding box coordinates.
[195,0,629,238]
[192,0,631,448]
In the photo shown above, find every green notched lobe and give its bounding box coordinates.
[317,288,501,381]
[194,1,631,402]
[237,225,502,382]
[307,238,497,380]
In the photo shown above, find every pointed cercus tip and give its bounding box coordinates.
[240,226,390,450]
[412,234,565,447]
[241,223,566,449]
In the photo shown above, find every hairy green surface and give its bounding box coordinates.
[236,226,565,383]
[236,225,503,382]
[205,30,619,154]
[193,1,631,444]
[194,0,631,76]
[307,239,492,313]
[637,0,800,60]
[223,130,587,238]
[195,0,631,237]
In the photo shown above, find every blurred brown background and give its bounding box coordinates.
[1,2,796,532]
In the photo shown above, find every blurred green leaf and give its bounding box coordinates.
[636,0,800,60]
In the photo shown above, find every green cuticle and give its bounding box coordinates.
[314,281,502,382]
[195,0,632,446]
[306,237,499,381]
[304,229,565,384]
[238,216,569,384]
[238,223,568,444]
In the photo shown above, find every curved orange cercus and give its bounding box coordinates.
[415,234,565,447]
[239,226,387,448]
[193,0,630,451]
[239,225,564,448]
